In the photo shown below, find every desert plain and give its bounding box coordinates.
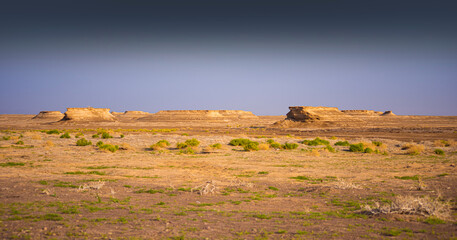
[0,106,456,239]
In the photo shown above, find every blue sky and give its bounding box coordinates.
[1,1,456,116]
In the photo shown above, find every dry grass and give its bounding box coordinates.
[119,143,135,151]
[191,181,217,195]
[25,132,42,140]
[332,180,362,190]
[402,143,425,155]
[258,143,270,150]
[308,149,320,157]
[362,195,451,220]
[44,140,55,148]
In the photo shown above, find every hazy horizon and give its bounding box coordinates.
[1,1,456,116]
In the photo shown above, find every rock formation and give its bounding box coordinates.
[341,110,383,116]
[139,110,258,121]
[61,107,116,122]
[32,111,64,120]
[381,111,396,116]
[123,111,151,116]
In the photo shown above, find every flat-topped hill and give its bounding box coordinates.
[32,111,64,120]
[61,107,116,122]
[139,110,258,121]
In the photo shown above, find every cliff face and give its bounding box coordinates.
[139,110,258,121]
[61,108,116,122]
[286,106,359,122]
[32,111,64,120]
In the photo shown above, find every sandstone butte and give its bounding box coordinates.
[61,107,117,122]
[32,111,64,120]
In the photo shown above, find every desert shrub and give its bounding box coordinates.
[101,132,113,139]
[44,140,54,147]
[179,147,195,154]
[151,140,170,150]
[176,142,187,149]
[210,143,222,149]
[301,137,329,146]
[434,149,445,155]
[60,132,71,139]
[372,141,383,147]
[334,141,350,146]
[349,143,365,152]
[324,145,336,153]
[433,140,452,147]
[119,143,134,150]
[229,138,252,146]
[46,129,60,135]
[185,138,200,147]
[98,143,119,153]
[96,141,104,147]
[76,138,92,146]
[15,140,24,145]
[75,133,84,138]
[2,136,11,140]
[282,142,298,150]
[243,141,259,151]
[120,134,125,138]
[364,147,374,153]
[402,143,425,155]
[258,143,270,150]
[266,139,281,149]
[92,134,99,138]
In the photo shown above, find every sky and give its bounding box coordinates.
[1,0,456,116]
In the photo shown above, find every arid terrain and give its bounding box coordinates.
[0,107,456,239]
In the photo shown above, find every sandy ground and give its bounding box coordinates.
[0,115,456,239]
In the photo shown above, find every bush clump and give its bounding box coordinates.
[282,142,298,150]
[150,140,170,150]
[185,138,200,147]
[324,145,336,153]
[92,134,99,138]
[229,138,252,147]
[301,137,329,146]
[60,132,71,139]
[364,147,374,153]
[99,143,119,153]
[266,139,282,149]
[76,138,92,146]
[46,129,60,135]
[349,143,365,152]
[15,140,24,145]
[434,149,445,155]
[210,143,222,149]
[334,141,350,146]
[243,141,259,151]
[372,141,383,147]
[402,143,425,155]
[101,132,113,139]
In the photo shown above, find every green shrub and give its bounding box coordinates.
[349,143,364,152]
[151,140,170,150]
[266,139,282,149]
[2,136,11,140]
[301,137,329,146]
[243,141,259,151]
[98,143,119,153]
[364,147,374,153]
[92,134,99,138]
[60,132,71,139]
[434,149,445,155]
[185,138,200,147]
[96,141,104,147]
[210,143,222,149]
[15,140,24,145]
[76,138,92,146]
[120,134,125,138]
[372,141,383,147]
[324,145,336,153]
[334,141,350,146]
[75,133,84,138]
[46,129,60,135]
[101,132,113,139]
[229,138,252,146]
[179,147,195,154]
[282,142,298,150]
[176,142,187,149]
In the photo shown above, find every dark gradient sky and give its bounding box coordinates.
[1,1,456,116]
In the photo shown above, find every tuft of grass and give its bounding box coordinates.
[179,147,196,154]
[301,137,329,146]
[185,138,200,147]
[372,141,383,147]
[364,147,374,153]
[424,217,446,224]
[65,171,106,175]
[324,145,336,153]
[46,129,60,135]
[60,132,71,139]
[150,140,170,150]
[120,134,124,138]
[229,138,252,146]
[210,143,222,149]
[402,143,425,155]
[395,175,419,180]
[266,139,281,149]
[282,142,298,150]
[434,149,445,155]
[15,140,24,145]
[243,141,259,151]
[258,143,270,150]
[334,141,350,146]
[349,143,364,152]
[76,138,92,146]
[41,213,63,221]
[101,132,113,139]
[97,143,119,153]
[2,136,11,140]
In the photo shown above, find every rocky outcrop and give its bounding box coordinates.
[32,111,64,120]
[61,107,116,122]
[341,110,383,116]
[123,111,151,116]
[139,110,258,121]
[381,111,396,116]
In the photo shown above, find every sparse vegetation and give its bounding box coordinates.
[46,129,60,134]
[349,143,364,152]
[301,137,329,146]
[434,149,445,155]
[334,141,350,146]
[101,132,113,139]
[60,132,71,138]
[282,142,298,150]
[402,143,425,155]
[76,138,92,146]
[15,140,24,145]
[151,140,170,150]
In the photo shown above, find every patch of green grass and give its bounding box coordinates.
[349,143,364,152]
[38,180,48,185]
[282,142,298,150]
[334,141,350,146]
[53,181,78,188]
[41,213,63,221]
[0,162,25,167]
[301,137,329,146]
[258,171,269,175]
[394,175,419,180]
[15,140,24,145]
[424,217,445,224]
[134,189,164,194]
[64,171,106,175]
[437,173,448,177]
[251,213,272,219]
[101,132,113,139]
[60,132,71,139]
[268,186,279,191]
[434,149,445,155]
[76,138,92,146]
[46,129,60,135]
